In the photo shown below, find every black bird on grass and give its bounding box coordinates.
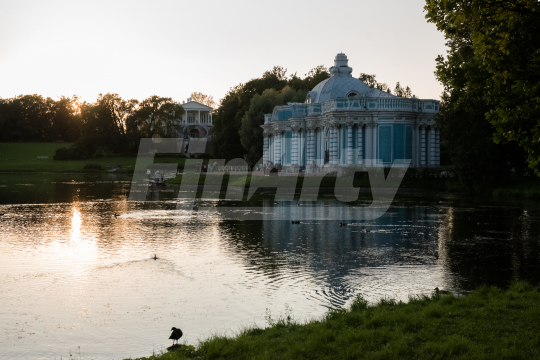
[434,287,451,295]
[291,220,300,224]
[152,254,158,260]
[114,213,119,218]
[169,327,183,345]
[340,222,347,227]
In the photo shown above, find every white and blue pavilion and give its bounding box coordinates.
[261,53,440,171]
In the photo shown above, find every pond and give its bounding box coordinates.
[1,173,539,359]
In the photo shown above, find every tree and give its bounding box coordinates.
[190,92,216,108]
[50,96,82,142]
[0,94,82,142]
[358,73,392,93]
[56,93,138,159]
[212,65,331,160]
[424,2,529,191]
[0,95,54,141]
[211,85,249,160]
[288,65,330,91]
[393,82,413,98]
[359,73,378,88]
[425,0,540,173]
[437,88,527,193]
[359,73,413,96]
[130,95,184,138]
[240,86,307,165]
[212,67,290,160]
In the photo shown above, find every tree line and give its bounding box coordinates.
[0,93,185,159]
[0,95,81,142]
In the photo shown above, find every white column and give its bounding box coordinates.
[421,125,426,166]
[430,126,436,166]
[275,131,282,166]
[357,124,363,165]
[347,122,353,165]
[210,114,212,124]
[330,125,334,165]
[198,110,201,123]
[372,122,378,166]
[292,129,299,166]
[307,129,313,165]
[334,125,341,166]
[263,134,270,163]
[269,136,274,162]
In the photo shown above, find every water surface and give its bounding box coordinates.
[1,173,539,360]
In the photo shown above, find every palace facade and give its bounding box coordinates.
[261,53,440,172]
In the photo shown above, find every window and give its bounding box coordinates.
[347,92,358,98]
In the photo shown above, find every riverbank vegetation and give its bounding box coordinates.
[126,282,540,360]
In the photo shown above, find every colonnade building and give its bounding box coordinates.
[174,99,213,154]
[261,53,440,172]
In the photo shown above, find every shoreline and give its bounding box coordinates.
[124,282,540,360]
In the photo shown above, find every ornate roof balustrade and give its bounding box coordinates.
[271,97,440,121]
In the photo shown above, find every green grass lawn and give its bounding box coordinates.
[0,142,188,173]
[126,282,540,360]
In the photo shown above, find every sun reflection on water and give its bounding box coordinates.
[71,207,82,243]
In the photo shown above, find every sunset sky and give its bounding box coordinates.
[0,0,447,104]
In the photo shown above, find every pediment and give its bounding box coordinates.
[179,101,213,110]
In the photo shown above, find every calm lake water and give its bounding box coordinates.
[1,173,539,360]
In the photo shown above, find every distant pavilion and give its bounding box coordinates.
[176,98,213,153]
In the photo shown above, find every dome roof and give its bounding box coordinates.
[307,53,394,103]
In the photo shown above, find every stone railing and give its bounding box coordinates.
[322,97,439,114]
[271,97,439,121]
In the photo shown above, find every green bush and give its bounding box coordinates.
[83,164,102,170]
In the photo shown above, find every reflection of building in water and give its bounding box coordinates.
[253,199,448,306]
[261,53,440,172]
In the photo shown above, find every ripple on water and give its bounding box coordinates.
[1,189,540,359]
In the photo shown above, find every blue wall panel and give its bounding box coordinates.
[285,130,291,164]
[405,125,412,161]
[378,125,392,163]
[394,124,404,161]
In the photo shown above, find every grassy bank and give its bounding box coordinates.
[492,177,540,200]
[0,142,188,173]
[127,282,540,360]
[166,173,449,191]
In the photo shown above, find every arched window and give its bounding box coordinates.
[347,91,358,98]
[306,95,312,104]
[190,129,199,138]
